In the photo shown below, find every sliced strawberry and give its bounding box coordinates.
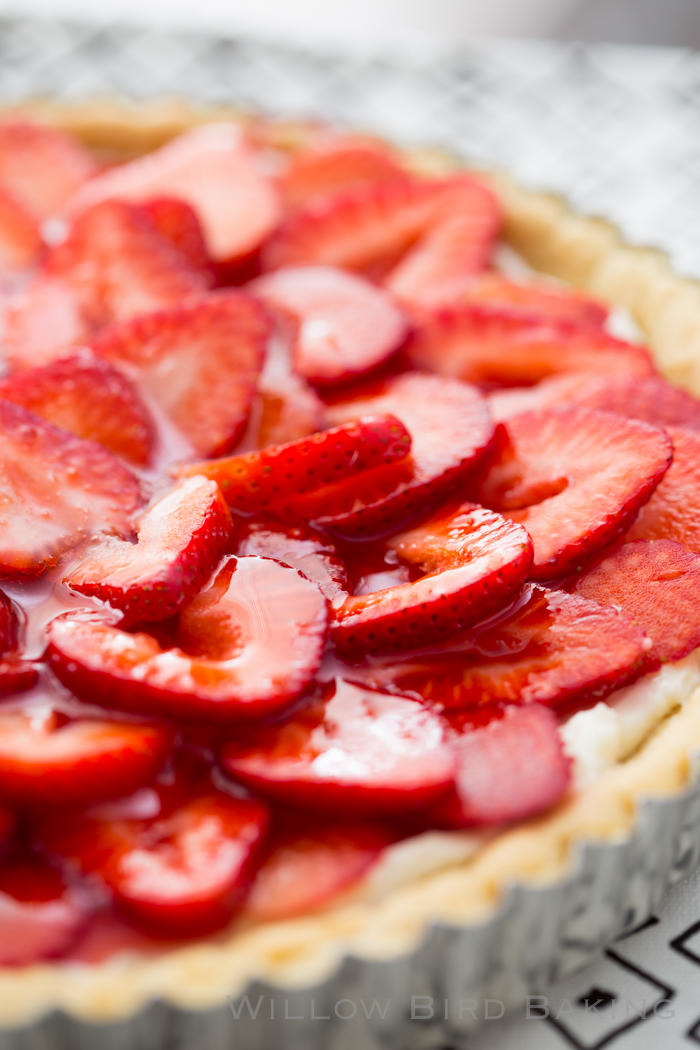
[0,400,141,576]
[64,476,233,627]
[475,408,672,579]
[0,854,89,964]
[358,585,648,714]
[251,266,408,387]
[263,176,501,310]
[255,372,327,448]
[568,539,700,666]
[0,350,154,467]
[182,414,411,515]
[0,120,96,220]
[318,373,494,538]
[277,136,408,210]
[0,588,20,654]
[242,817,393,922]
[627,427,700,551]
[0,186,43,270]
[432,704,571,827]
[235,519,349,604]
[222,678,455,817]
[5,199,208,371]
[65,123,281,266]
[456,273,608,328]
[43,791,269,937]
[0,707,174,807]
[490,372,700,428]
[0,588,37,694]
[49,556,329,722]
[409,309,655,386]
[138,197,214,282]
[92,292,269,458]
[332,504,532,654]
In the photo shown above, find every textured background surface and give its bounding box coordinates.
[1,17,700,1048]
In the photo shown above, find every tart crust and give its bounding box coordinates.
[1,97,700,1027]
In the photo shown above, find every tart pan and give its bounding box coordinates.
[1,100,700,1049]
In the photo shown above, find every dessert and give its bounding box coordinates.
[0,105,698,1033]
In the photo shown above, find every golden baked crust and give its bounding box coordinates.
[1,97,700,1027]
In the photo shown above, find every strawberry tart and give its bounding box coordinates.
[0,100,698,1031]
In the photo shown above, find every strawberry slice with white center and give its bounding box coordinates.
[332,504,532,654]
[277,135,408,209]
[409,309,655,385]
[0,350,154,467]
[5,199,209,371]
[455,273,608,327]
[64,476,233,628]
[318,372,494,538]
[235,519,349,605]
[0,707,174,807]
[0,120,96,221]
[432,704,571,827]
[65,123,281,267]
[0,399,141,576]
[181,414,411,515]
[0,587,37,694]
[242,817,393,922]
[263,176,501,310]
[49,556,329,722]
[0,855,90,964]
[254,372,327,449]
[138,197,215,283]
[568,539,700,667]
[251,266,408,387]
[0,187,43,271]
[475,408,672,580]
[222,678,456,817]
[627,427,700,551]
[43,791,269,936]
[359,585,648,715]
[92,292,269,458]
[490,372,700,427]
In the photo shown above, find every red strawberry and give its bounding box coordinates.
[0,187,43,270]
[138,197,214,282]
[568,539,700,666]
[455,272,608,328]
[409,309,655,385]
[235,518,349,605]
[251,266,409,387]
[0,588,38,695]
[0,854,89,964]
[222,678,456,817]
[332,504,533,654]
[490,372,700,428]
[263,176,501,310]
[243,817,393,922]
[181,414,411,515]
[43,791,269,936]
[255,372,327,448]
[92,292,269,458]
[0,350,154,466]
[49,556,329,722]
[0,120,96,221]
[317,373,495,538]
[626,427,700,552]
[277,136,408,209]
[432,704,571,827]
[5,199,208,370]
[0,399,141,576]
[358,585,648,714]
[0,707,174,807]
[475,408,672,579]
[65,123,281,266]
[64,476,233,628]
